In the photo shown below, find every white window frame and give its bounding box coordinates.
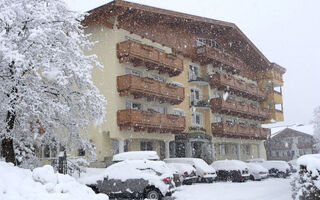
[173,109,185,116]
[190,87,202,106]
[191,111,203,126]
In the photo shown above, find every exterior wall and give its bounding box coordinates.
[85,24,177,164]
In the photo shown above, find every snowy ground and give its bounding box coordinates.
[173,178,292,200]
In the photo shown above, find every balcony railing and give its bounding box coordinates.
[188,74,209,85]
[210,98,270,121]
[117,109,186,133]
[117,40,183,76]
[117,74,184,105]
[193,45,243,73]
[211,122,270,139]
[190,97,211,109]
[209,73,266,101]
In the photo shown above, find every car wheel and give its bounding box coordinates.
[249,175,255,181]
[145,188,162,200]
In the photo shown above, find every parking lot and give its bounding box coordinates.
[173,178,292,200]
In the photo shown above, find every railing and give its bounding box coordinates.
[190,96,211,109]
[211,122,271,139]
[117,40,183,76]
[194,45,243,72]
[210,98,269,120]
[117,109,185,133]
[209,73,266,101]
[189,74,209,83]
[117,74,184,104]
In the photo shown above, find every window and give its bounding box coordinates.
[126,101,142,110]
[214,116,222,123]
[173,109,185,116]
[125,68,141,77]
[208,39,220,48]
[191,112,202,126]
[219,144,226,156]
[231,144,238,155]
[151,106,166,114]
[241,144,250,155]
[190,88,201,106]
[141,141,153,151]
[112,139,119,155]
[196,37,206,46]
[160,141,165,160]
[189,63,200,81]
[78,148,85,156]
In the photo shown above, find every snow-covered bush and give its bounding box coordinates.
[291,154,320,200]
[0,0,106,165]
[0,161,108,200]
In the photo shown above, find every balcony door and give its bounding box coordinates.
[190,88,201,106]
[189,63,200,81]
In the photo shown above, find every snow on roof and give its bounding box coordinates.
[260,161,290,172]
[164,158,215,173]
[246,163,268,173]
[112,151,159,162]
[269,124,314,138]
[211,160,248,171]
[297,154,320,175]
[166,163,195,175]
[0,162,108,200]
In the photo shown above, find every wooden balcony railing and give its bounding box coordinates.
[210,98,269,121]
[193,45,243,73]
[117,109,185,133]
[211,122,270,139]
[117,40,183,76]
[117,74,184,105]
[209,73,266,101]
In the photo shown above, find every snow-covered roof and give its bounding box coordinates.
[166,163,195,175]
[112,151,159,162]
[246,163,268,174]
[269,124,314,138]
[260,161,290,172]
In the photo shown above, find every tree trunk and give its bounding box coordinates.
[1,138,15,164]
[1,110,16,164]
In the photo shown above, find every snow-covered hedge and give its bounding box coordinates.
[291,154,320,200]
[0,161,108,200]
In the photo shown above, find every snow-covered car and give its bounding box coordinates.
[246,163,268,181]
[259,160,290,178]
[112,151,160,163]
[246,158,265,163]
[84,160,175,200]
[165,162,197,185]
[211,160,250,182]
[164,158,217,183]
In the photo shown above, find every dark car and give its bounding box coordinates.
[211,160,250,182]
[86,160,175,200]
[260,160,290,178]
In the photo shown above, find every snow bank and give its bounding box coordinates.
[297,154,320,175]
[211,160,248,171]
[112,151,159,162]
[0,161,108,200]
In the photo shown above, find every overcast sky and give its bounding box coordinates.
[65,0,320,127]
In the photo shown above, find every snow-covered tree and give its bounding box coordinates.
[313,106,320,152]
[0,0,106,166]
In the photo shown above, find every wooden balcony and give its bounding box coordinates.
[210,98,269,121]
[193,45,243,73]
[211,122,270,139]
[117,109,185,133]
[117,40,183,76]
[209,73,266,101]
[117,74,184,104]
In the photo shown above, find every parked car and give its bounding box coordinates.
[164,158,217,183]
[211,160,250,182]
[165,162,197,185]
[86,160,175,199]
[246,163,268,181]
[112,151,160,163]
[259,160,290,178]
